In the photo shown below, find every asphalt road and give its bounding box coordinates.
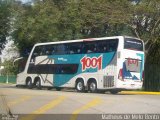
[0,84,160,120]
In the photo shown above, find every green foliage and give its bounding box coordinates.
[1,60,18,75]
[130,0,160,91]
[132,0,160,41]
[12,0,134,52]
[12,0,61,53]
[0,0,12,49]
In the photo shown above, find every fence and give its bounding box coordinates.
[144,64,160,92]
[0,75,16,84]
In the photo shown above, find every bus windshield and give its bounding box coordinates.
[14,57,27,73]
[124,38,143,51]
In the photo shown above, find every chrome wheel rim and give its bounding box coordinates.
[27,81,31,86]
[77,82,83,90]
[36,81,40,87]
[90,83,96,91]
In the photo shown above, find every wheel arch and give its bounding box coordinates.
[75,77,85,87]
[87,77,98,87]
[34,76,41,85]
[25,76,32,84]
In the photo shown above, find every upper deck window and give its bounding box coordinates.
[97,39,118,53]
[124,38,144,51]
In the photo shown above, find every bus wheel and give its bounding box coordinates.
[55,87,61,91]
[88,81,97,93]
[110,90,119,94]
[47,87,53,90]
[76,80,85,92]
[35,80,41,90]
[26,79,32,89]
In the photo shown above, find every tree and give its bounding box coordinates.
[129,0,160,91]
[0,0,12,52]
[129,0,160,52]
[1,38,19,63]
[1,60,18,75]
[13,0,134,50]
[12,0,61,55]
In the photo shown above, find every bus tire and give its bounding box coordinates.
[26,78,32,89]
[110,90,119,94]
[55,87,61,91]
[47,87,53,90]
[35,79,41,90]
[75,80,85,92]
[16,85,20,88]
[88,80,97,93]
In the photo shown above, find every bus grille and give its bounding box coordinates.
[103,76,114,88]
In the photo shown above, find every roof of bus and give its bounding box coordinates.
[34,36,142,47]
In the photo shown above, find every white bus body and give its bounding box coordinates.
[16,36,144,93]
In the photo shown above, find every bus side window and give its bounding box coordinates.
[83,42,97,54]
[38,46,45,56]
[97,41,108,53]
[56,44,66,55]
[77,49,81,53]
[108,40,118,52]
[51,47,55,55]
[76,43,82,54]
[31,46,40,62]
[66,44,74,54]
[97,40,118,53]
[69,48,74,54]
[32,46,41,58]
[103,46,107,52]
[45,45,56,55]
[45,45,51,55]
[67,43,82,54]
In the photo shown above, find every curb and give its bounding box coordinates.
[120,91,160,95]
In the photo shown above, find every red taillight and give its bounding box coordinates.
[118,69,124,81]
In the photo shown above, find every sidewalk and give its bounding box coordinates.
[0,83,16,86]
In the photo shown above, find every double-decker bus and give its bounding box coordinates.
[16,36,144,94]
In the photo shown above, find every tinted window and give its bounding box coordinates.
[83,42,97,53]
[27,64,78,74]
[66,42,82,54]
[31,39,118,57]
[124,38,143,51]
[56,44,67,54]
[32,46,41,57]
[32,45,57,56]
[82,39,118,54]
[97,39,118,53]
[17,57,27,73]
[45,45,57,55]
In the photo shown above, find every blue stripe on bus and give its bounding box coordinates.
[136,53,144,80]
[48,52,116,87]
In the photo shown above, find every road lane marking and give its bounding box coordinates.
[20,96,66,120]
[8,96,32,107]
[70,97,102,120]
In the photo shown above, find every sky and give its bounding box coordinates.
[21,0,32,3]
